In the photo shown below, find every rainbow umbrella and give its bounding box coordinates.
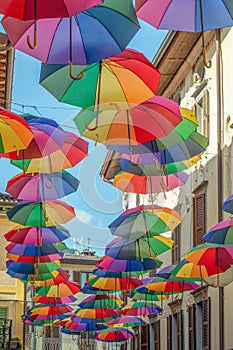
[202,265,233,287]
[93,327,134,342]
[78,295,123,308]
[145,276,199,293]
[97,255,163,272]
[93,268,145,278]
[74,95,183,146]
[186,243,233,268]
[71,314,114,324]
[7,200,75,226]
[1,115,66,159]
[5,226,70,245]
[87,275,142,291]
[0,107,34,153]
[203,219,233,244]
[63,322,107,333]
[11,133,88,173]
[40,49,161,111]
[81,284,116,295]
[109,205,181,239]
[111,170,189,194]
[74,308,118,319]
[130,291,169,302]
[23,312,69,321]
[3,0,139,64]
[107,316,146,328]
[120,301,162,316]
[6,171,80,201]
[78,298,122,309]
[6,241,67,256]
[29,304,73,316]
[167,260,212,281]
[106,236,174,260]
[6,260,60,276]
[36,280,81,297]
[22,268,69,284]
[222,195,233,214]
[33,295,77,305]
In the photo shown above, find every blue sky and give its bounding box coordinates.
[1,21,167,255]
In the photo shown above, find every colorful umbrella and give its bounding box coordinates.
[87,275,142,291]
[130,291,169,302]
[21,268,69,284]
[74,95,183,146]
[5,226,70,245]
[0,107,34,153]
[166,259,214,280]
[75,308,118,319]
[81,284,116,295]
[3,0,139,64]
[1,115,66,159]
[145,277,199,293]
[71,314,114,324]
[120,301,162,316]
[7,253,64,263]
[7,260,60,276]
[203,219,233,244]
[33,295,77,305]
[36,280,81,297]
[107,316,146,328]
[6,170,80,201]
[135,0,233,67]
[93,327,134,342]
[222,194,233,214]
[40,49,161,111]
[93,268,143,278]
[6,241,67,256]
[78,298,122,309]
[109,205,181,239]
[7,200,75,226]
[186,243,233,268]
[29,304,73,315]
[24,312,70,321]
[63,321,107,333]
[97,255,163,272]
[105,236,173,260]
[11,132,88,173]
[202,265,233,287]
[78,295,123,308]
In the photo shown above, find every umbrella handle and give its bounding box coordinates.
[101,175,111,184]
[27,29,37,49]
[202,47,212,68]
[69,62,84,80]
[129,151,140,166]
[85,119,99,131]
[45,177,54,189]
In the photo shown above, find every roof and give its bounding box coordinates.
[0,32,14,109]
[0,192,18,207]
[61,253,100,265]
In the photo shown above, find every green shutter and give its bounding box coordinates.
[0,307,8,319]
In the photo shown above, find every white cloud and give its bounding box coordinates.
[75,210,92,224]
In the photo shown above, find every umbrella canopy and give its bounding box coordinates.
[11,132,88,173]
[33,295,77,305]
[0,107,34,153]
[78,295,123,308]
[222,195,233,214]
[63,321,107,333]
[22,268,69,284]
[135,0,233,32]
[120,301,162,316]
[75,308,118,319]
[6,170,80,201]
[36,280,81,297]
[186,243,233,268]
[93,327,134,342]
[109,205,181,239]
[107,316,146,328]
[1,115,66,159]
[105,236,173,260]
[78,298,122,309]
[2,0,102,19]
[87,275,142,291]
[97,255,163,272]
[203,219,233,244]
[111,171,189,194]
[7,253,64,263]
[24,312,70,321]
[81,284,116,295]
[6,241,67,256]
[3,0,139,65]
[108,131,208,162]
[40,49,161,111]
[7,200,75,226]
[202,265,233,287]
[74,95,183,146]
[167,259,220,280]
[145,277,199,293]
[29,304,73,315]
[7,260,60,275]
[5,226,70,245]
[93,268,143,278]
[130,291,169,302]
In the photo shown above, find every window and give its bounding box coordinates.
[195,89,210,138]
[193,193,205,246]
[192,292,211,350]
[202,298,211,349]
[73,271,93,287]
[141,324,150,350]
[172,225,181,264]
[73,271,81,284]
[167,312,183,350]
[188,305,195,350]
[167,315,171,350]
[153,320,161,350]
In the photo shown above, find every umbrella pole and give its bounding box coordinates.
[200,0,211,68]
[27,0,37,49]
[69,17,84,80]
[126,110,139,166]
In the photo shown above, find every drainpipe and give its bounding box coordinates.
[216,29,224,350]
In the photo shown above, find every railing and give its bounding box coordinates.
[0,318,12,350]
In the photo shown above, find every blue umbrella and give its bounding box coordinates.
[222,195,233,214]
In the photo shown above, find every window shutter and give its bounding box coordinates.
[193,193,205,246]
[141,324,150,350]
[172,225,181,264]
[73,271,81,284]
[188,305,195,350]
[177,311,183,350]
[203,90,210,138]
[167,316,172,350]
[0,308,8,319]
[153,321,161,350]
[202,298,211,349]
